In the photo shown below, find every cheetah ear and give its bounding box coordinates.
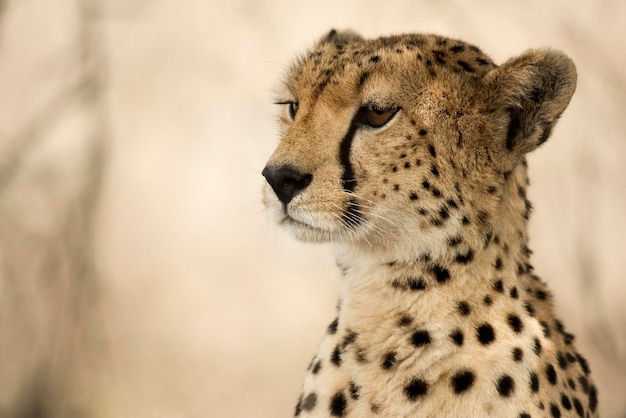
[484,49,576,169]
[317,29,363,46]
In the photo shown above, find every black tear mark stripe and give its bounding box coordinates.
[339,111,364,226]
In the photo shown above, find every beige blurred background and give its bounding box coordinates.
[0,0,625,417]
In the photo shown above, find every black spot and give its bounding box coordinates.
[494,257,503,270]
[557,352,569,370]
[550,403,561,418]
[510,287,519,299]
[431,165,439,176]
[342,331,357,348]
[476,57,490,66]
[431,265,450,283]
[419,129,428,136]
[411,330,431,347]
[398,315,413,327]
[428,144,436,157]
[493,279,504,293]
[561,394,572,410]
[450,329,464,346]
[393,183,400,190]
[477,323,495,345]
[328,318,339,334]
[331,345,342,366]
[535,289,548,300]
[455,250,474,264]
[524,302,536,317]
[358,72,369,87]
[407,276,426,291]
[545,363,557,385]
[568,378,577,390]
[422,180,430,189]
[409,192,419,200]
[533,337,542,355]
[448,236,462,247]
[576,353,590,375]
[457,60,475,73]
[477,210,489,225]
[451,370,475,393]
[487,185,497,194]
[404,378,428,400]
[369,55,380,63]
[530,371,539,392]
[462,216,470,225]
[382,352,397,369]
[496,374,515,397]
[404,161,411,169]
[507,314,524,333]
[312,360,322,374]
[541,321,552,338]
[450,45,464,53]
[573,397,584,417]
[431,218,444,227]
[512,347,524,362]
[329,392,347,417]
[302,393,318,411]
[589,384,598,412]
[432,188,442,197]
[350,382,360,400]
[446,198,458,209]
[391,279,404,289]
[439,207,449,219]
[483,295,493,306]
[519,414,531,418]
[457,301,471,316]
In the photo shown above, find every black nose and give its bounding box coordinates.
[262,165,312,205]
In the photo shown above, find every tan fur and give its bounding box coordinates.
[263,30,596,418]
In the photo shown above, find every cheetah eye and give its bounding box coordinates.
[362,106,399,128]
[275,101,299,121]
[288,102,299,120]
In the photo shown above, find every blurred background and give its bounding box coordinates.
[0,0,625,417]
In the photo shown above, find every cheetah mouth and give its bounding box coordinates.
[276,211,339,243]
[281,213,324,231]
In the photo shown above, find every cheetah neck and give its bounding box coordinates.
[330,163,540,362]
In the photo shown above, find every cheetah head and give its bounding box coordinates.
[262,30,576,260]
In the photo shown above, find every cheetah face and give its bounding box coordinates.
[263,30,576,255]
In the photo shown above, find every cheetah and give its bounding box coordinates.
[262,29,598,418]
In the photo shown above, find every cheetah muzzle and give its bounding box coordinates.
[262,29,598,418]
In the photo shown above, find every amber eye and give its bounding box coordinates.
[288,102,299,120]
[363,106,398,128]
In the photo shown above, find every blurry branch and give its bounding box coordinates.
[0,76,85,194]
[573,119,626,376]
[2,0,111,416]
[560,17,626,377]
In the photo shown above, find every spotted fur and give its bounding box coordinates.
[262,30,597,418]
